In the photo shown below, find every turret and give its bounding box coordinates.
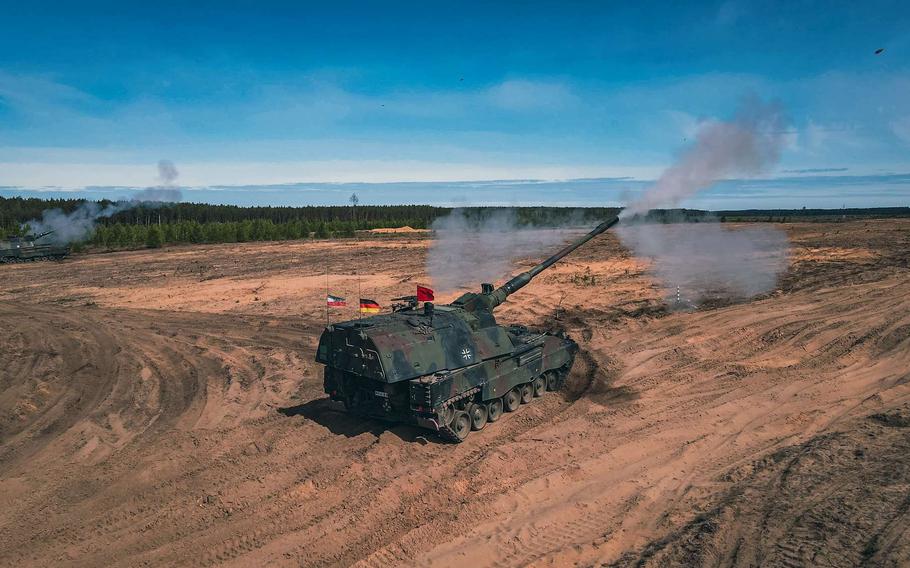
[451,214,620,312]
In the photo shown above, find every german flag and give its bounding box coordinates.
[359,298,381,314]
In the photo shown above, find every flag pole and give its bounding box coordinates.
[325,260,329,327]
[358,272,362,321]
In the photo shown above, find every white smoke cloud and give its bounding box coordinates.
[25,161,183,243]
[428,208,586,293]
[622,97,787,217]
[617,220,789,303]
[618,98,791,303]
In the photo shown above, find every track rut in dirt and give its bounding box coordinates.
[1,220,909,566]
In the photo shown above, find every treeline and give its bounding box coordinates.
[3,195,908,251]
[4,196,908,231]
[78,207,625,250]
[449,206,621,227]
[86,219,351,250]
[628,206,910,224]
[0,196,622,233]
[716,206,910,222]
[0,196,625,242]
[0,196,440,234]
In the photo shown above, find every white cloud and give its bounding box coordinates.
[804,120,831,153]
[0,70,97,109]
[1,68,909,189]
[0,159,660,188]
[485,79,577,111]
[891,116,910,144]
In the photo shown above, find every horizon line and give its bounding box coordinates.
[2,171,910,193]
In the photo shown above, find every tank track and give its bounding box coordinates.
[439,386,481,411]
[435,366,574,443]
[0,256,66,263]
[437,421,465,443]
[436,387,481,442]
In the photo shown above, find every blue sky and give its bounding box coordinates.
[1,0,908,208]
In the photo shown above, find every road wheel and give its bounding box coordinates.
[469,403,488,431]
[520,383,533,404]
[503,388,521,412]
[451,411,471,441]
[487,399,503,422]
[533,376,546,397]
[546,371,559,391]
[439,405,455,426]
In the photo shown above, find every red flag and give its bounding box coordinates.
[326,294,346,307]
[417,285,434,302]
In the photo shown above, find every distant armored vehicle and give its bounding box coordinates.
[316,215,620,442]
[0,231,70,263]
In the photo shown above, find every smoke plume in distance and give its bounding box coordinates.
[25,161,183,244]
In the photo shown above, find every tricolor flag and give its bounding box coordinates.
[359,298,381,314]
[326,294,346,307]
[417,285,434,302]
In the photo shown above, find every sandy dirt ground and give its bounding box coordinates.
[1,219,909,567]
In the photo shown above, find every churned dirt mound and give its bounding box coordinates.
[0,219,909,567]
[369,226,428,234]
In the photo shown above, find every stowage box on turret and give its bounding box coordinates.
[315,215,620,442]
[0,231,70,263]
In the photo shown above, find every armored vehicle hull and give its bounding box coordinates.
[0,231,69,263]
[314,214,620,442]
[318,313,577,442]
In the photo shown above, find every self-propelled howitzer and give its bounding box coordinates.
[315,214,620,442]
[0,230,70,263]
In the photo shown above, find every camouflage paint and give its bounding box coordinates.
[315,215,618,438]
[0,231,70,263]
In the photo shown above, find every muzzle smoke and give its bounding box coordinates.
[617,219,789,302]
[26,160,183,244]
[428,208,585,294]
[622,97,787,218]
[618,98,791,303]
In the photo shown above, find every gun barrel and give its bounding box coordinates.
[489,214,619,308]
[34,230,56,240]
